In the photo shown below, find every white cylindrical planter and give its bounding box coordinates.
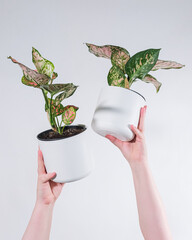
[37,125,93,183]
[92,86,146,141]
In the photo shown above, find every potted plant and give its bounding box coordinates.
[86,43,184,141]
[8,48,92,183]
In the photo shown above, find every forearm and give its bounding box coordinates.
[22,202,54,240]
[130,162,172,240]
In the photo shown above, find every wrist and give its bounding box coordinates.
[35,200,55,210]
[129,160,149,172]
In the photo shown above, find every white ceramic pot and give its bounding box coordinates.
[37,125,93,183]
[92,86,146,141]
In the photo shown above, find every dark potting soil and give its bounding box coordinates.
[37,125,86,141]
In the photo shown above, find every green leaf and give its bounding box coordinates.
[111,47,130,72]
[125,49,161,82]
[151,59,185,71]
[41,83,78,96]
[8,56,51,86]
[107,65,127,88]
[62,106,78,125]
[46,99,65,117]
[32,47,55,79]
[52,72,58,80]
[140,74,162,92]
[21,76,39,88]
[55,85,78,105]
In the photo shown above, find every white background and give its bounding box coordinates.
[1,0,192,239]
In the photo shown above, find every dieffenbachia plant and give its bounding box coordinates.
[86,43,184,92]
[8,48,78,134]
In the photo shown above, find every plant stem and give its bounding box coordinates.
[55,116,60,133]
[61,125,66,134]
[41,89,49,110]
[49,95,55,129]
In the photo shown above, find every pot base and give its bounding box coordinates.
[92,119,134,141]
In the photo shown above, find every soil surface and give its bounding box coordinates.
[37,125,86,141]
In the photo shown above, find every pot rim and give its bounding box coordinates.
[37,124,87,142]
[103,86,146,101]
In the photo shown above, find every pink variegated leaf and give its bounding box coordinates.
[86,43,130,60]
[111,47,130,72]
[141,74,162,92]
[62,106,78,125]
[8,56,50,86]
[86,43,113,59]
[32,47,56,79]
[45,99,65,117]
[107,65,128,88]
[52,72,58,80]
[21,76,39,88]
[152,59,185,71]
[61,105,78,111]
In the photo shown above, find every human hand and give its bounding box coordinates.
[106,106,147,168]
[36,149,64,205]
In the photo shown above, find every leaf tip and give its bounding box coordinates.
[156,83,162,93]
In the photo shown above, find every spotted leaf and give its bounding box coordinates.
[86,43,114,59]
[32,47,55,79]
[111,47,130,72]
[8,56,50,86]
[55,85,78,105]
[62,106,77,125]
[52,72,58,80]
[140,74,162,92]
[21,76,39,88]
[41,83,78,96]
[152,59,185,71]
[108,65,128,88]
[45,99,65,117]
[125,49,160,83]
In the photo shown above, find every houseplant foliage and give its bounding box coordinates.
[86,43,184,92]
[8,48,78,135]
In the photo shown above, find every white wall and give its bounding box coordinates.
[1,0,192,239]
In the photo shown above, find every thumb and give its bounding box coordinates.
[41,172,56,183]
[106,135,123,149]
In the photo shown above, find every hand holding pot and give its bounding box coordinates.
[106,106,147,168]
[36,149,64,205]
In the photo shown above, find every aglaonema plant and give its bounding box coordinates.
[86,43,184,92]
[8,48,78,135]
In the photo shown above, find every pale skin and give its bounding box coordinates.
[23,106,172,240]
[106,106,172,240]
[22,150,64,240]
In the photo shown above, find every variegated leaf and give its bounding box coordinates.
[107,65,128,88]
[52,72,58,80]
[111,47,130,72]
[41,83,78,96]
[8,56,50,85]
[141,74,162,92]
[55,85,78,105]
[21,76,39,88]
[152,59,185,71]
[45,99,65,117]
[63,105,79,111]
[62,106,77,125]
[32,47,55,78]
[86,43,113,59]
[125,49,160,82]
